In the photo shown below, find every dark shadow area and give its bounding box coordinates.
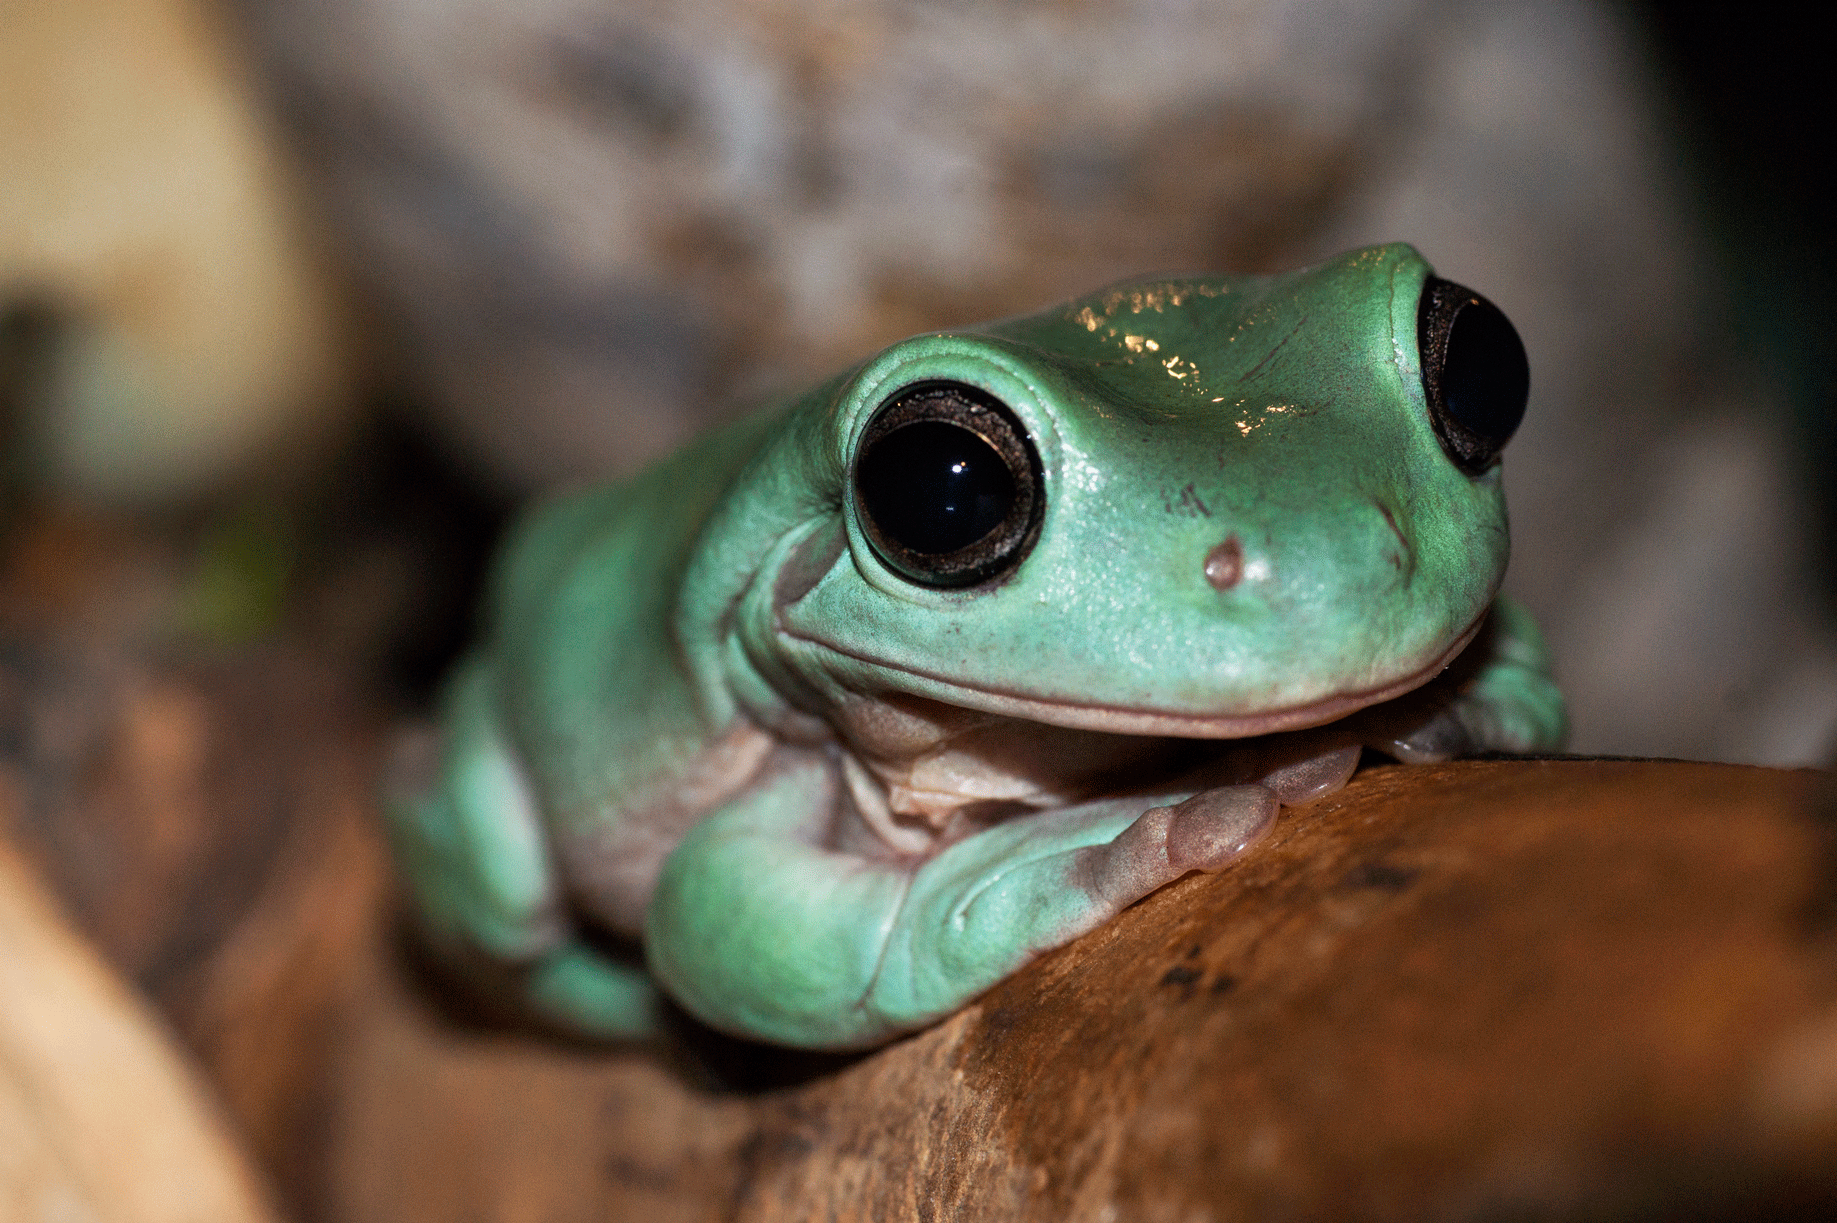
[289,403,514,708]
[0,298,62,502]
[1630,2,1837,607]
[656,1003,868,1096]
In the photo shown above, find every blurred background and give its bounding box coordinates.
[3,0,1832,764]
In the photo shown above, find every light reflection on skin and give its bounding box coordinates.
[1070,281,1227,336]
[1068,281,1318,414]
[1234,402,1306,437]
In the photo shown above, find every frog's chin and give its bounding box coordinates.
[790,615,1486,740]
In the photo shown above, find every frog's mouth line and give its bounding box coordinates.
[782,614,1486,741]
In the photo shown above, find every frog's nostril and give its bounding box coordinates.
[1204,536,1244,592]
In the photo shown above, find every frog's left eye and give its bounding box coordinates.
[852,381,1043,588]
[1417,277,1530,474]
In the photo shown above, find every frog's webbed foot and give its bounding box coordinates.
[1364,595,1568,762]
[645,756,1275,1049]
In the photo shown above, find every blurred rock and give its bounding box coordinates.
[1554,413,1837,762]
[0,0,359,503]
[241,0,1447,490]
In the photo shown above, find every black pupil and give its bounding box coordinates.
[1442,298,1529,442]
[857,420,1015,555]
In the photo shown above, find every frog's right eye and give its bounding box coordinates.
[852,381,1044,588]
[1417,277,1530,474]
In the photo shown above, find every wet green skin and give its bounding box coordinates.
[388,244,1566,1049]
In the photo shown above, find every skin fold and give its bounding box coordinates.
[386,243,1567,1050]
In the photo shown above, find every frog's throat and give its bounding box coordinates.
[784,614,1487,741]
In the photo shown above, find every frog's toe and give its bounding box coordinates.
[1378,705,1476,764]
[1086,784,1277,900]
[1258,745,1362,805]
[1164,784,1281,868]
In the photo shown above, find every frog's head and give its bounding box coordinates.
[763,243,1527,739]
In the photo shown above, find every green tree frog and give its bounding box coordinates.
[386,244,1565,1050]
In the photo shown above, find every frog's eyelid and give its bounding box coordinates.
[834,339,1063,459]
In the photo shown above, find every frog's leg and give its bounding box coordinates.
[1378,594,1568,761]
[384,658,663,1039]
[645,758,1276,1049]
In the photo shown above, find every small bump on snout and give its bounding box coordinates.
[1204,536,1244,592]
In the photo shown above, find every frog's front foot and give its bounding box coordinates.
[975,784,1280,935]
[872,783,1278,1036]
[1369,596,1568,762]
[645,761,1275,1049]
